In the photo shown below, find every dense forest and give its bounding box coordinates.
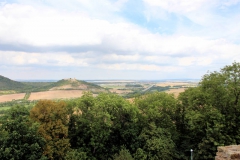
[1,62,240,160]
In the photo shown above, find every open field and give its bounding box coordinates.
[156,82,198,87]
[0,93,26,103]
[165,88,186,97]
[28,90,84,100]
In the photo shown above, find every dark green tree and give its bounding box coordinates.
[134,92,178,159]
[200,62,240,144]
[176,62,240,159]
[68,93,140,159]
[0,106,46,160]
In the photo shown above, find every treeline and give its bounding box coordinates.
[1,62,240,159]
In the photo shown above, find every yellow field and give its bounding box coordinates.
[165,88,186,97]
[0,93,26,102]
[156,82,197,87]
[28,90,84,100]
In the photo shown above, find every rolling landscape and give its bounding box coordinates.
[0,75,198,103]
[1,62,240,160]
[1,0,239,159]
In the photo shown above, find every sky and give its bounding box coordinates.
[0,0,240,80]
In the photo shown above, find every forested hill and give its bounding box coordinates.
[0,75,27,91]
[38,78,105,91]
[0,75,105,92]
[50,78,102,89]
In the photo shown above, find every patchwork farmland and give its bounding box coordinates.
[0,75,199,102]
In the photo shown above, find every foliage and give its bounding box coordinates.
[0,106,46,160]
[68,92,140,159]
[113,148,134,160]
[176,62,240,159]
[64,149,87,160]
[134,92,178,159]
[30,100,70,160]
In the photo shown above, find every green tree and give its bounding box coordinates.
[134,92,178,159]
[95,93,140,155]
[136,123,175,160]
[68,93,112,159]
[0,106,46,160]
[68,93,140,159]
[30,100,70,160]
[200,62,240,144]
[113,148,134,160]
[176,62,240,159]
[64,149,87,160]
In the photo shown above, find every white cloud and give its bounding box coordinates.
[0,51,89,67]
[0,1,240,79]
[1,3,239,58]
[143,0,240,14]
[98,63,180,72]
[0,4,111,46]
[143,0,210,13]
[102,54,140,62]
[178,57,212,66]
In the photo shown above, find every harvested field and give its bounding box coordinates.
[28,90,84,100]
[165,88,186,97]
[50,84,88,90]
[156,82,193,87]
[109,89,132,94]
[0,93,25,103]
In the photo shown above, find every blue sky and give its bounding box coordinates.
[0,0,240,80]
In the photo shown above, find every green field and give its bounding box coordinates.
[0,106,11,111]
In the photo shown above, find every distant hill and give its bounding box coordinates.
[38,78,105,92]
[0,76,106,93]
[0,75,29,91]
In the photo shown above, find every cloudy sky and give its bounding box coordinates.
[0,0,240,80]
